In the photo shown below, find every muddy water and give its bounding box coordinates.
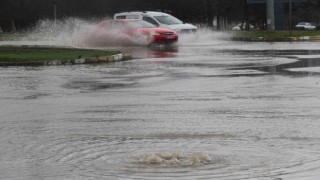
[1,37,320,179]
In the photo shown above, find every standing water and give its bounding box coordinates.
[1,19,320,180]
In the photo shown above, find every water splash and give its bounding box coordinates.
[20,18,229,48]
[23,18,156,47]
[178,28,231,46]
[83,28,151,47]
[25,17,99,46]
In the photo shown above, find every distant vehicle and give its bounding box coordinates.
[114,11,197,33]
[232,23,255,31]
[90,19,178,45]
[294,22,316,30]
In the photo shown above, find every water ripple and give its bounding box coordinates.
[17,133,319,179]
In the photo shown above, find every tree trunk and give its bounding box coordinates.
[11,18,16,32]
[206,0,213,28]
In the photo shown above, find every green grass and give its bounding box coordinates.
[0,46,120,62]
[230,30,320,38]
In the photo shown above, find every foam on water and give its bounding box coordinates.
[140,151,211,166]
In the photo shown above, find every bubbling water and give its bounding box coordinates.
[140,151,211,167]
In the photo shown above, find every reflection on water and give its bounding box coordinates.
[229,50,320,76]
[120,44,178,59]
[254,58,320,75]
[1,40,320,179]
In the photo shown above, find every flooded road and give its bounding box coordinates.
[1,36,320,179]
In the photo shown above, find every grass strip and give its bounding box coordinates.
[0,46,120,62]
[230,30,320,39]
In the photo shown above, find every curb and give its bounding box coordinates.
[0,53,126,67]
[44,53,125,66]
[232,36,320,42]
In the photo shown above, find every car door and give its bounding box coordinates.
[143,16,159,27]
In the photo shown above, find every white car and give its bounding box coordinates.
[232,23,254,31]
[114,11,197,33]
[295,22,316,30]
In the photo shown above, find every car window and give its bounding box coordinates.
[154,15,182,25]
[115,15,126,19]
[126,20,156,28]
[143,17,159,26]
[100,21,125,30]
[127,15,140,19]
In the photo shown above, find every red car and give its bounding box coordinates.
[90,19,178,46]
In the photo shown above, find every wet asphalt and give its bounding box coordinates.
[1,37,320,179]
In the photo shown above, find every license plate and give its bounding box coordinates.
[166,36,175,39]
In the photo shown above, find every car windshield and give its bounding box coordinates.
[154,15,182,25]
[126,21,156,28]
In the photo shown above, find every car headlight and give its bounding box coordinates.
[172,28,181,33]
[150,31,160,36]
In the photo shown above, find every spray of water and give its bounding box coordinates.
[22,18,230,48]
[24,17,98,46]
[23,18,153,47]
[178,28,231,46]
